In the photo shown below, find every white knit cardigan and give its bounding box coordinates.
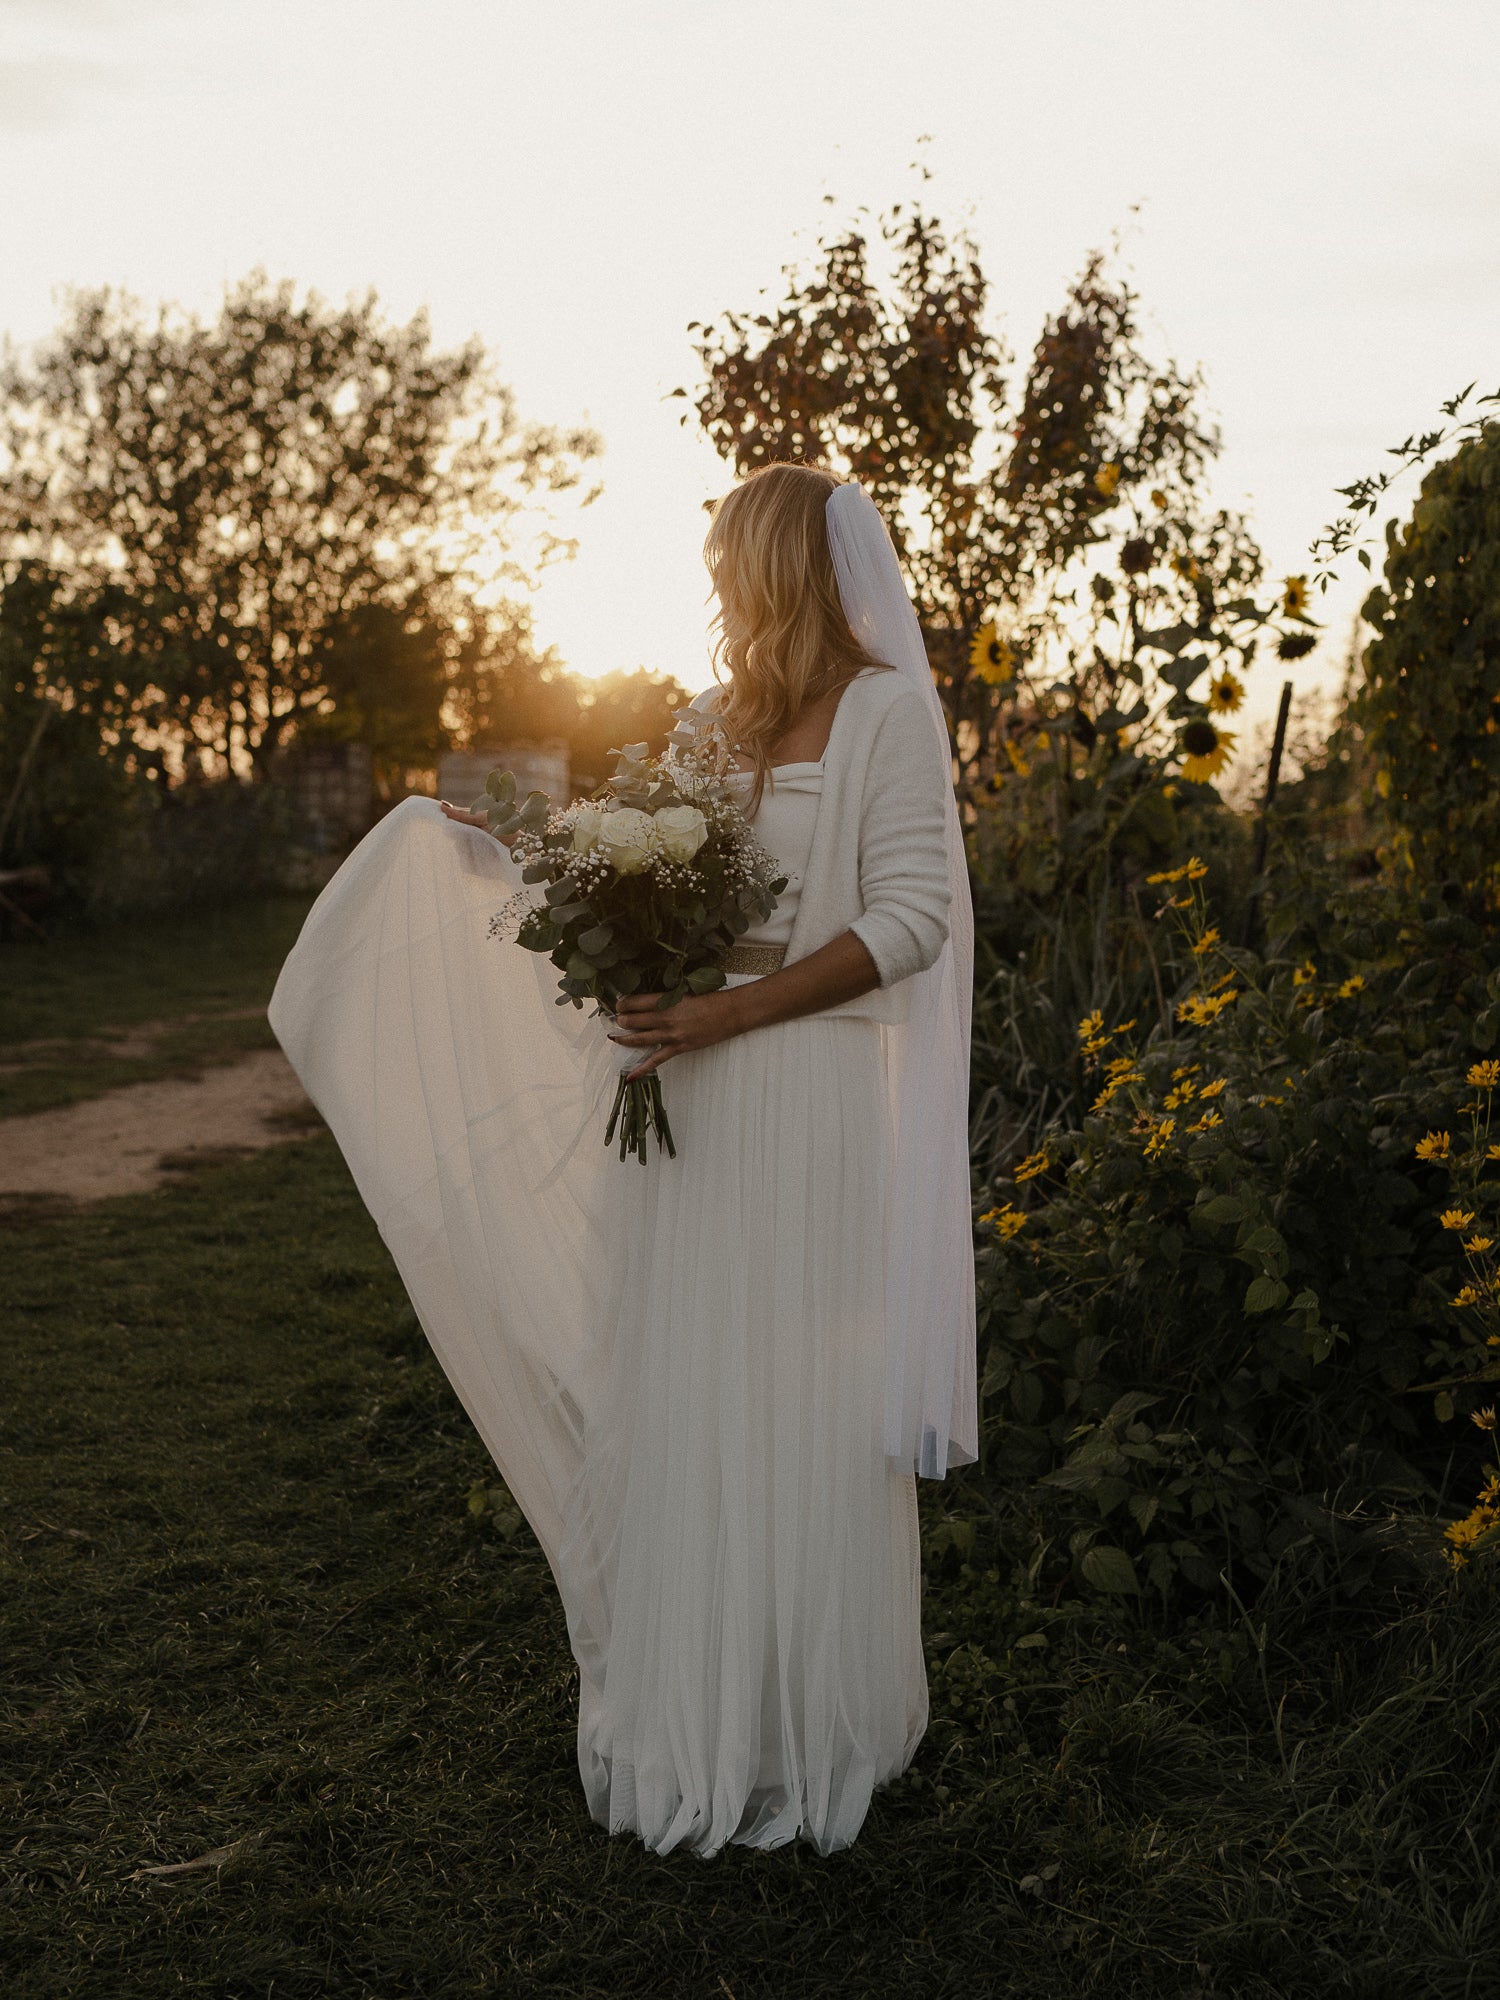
[691,665,954,1023]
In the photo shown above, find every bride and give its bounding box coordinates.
[270,461,976,1857]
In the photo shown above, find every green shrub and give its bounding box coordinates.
[1359,421,1500,909]
[971,851,1500,1615]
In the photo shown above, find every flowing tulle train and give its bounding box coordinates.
[269,798,927,1856]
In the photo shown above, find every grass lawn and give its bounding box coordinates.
[1,900,1497,1998]
[0,896,312,1118]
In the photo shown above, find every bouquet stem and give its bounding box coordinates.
[604,1073,677,1164]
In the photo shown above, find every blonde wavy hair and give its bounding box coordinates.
[703,462,890,813]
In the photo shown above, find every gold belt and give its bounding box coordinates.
[721,941,787,977]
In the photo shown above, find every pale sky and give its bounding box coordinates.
[4,0,1499,761]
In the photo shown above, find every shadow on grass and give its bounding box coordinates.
[1,1138,1496,1999]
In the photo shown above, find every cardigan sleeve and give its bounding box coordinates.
[847,683,953,988]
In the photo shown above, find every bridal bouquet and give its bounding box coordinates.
[483,707,788,1164]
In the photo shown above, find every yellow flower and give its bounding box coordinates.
[1179,719,1235,784]
[1164,1080,1197,1110]
[1466,1236,1496,1255]
[1114,1018,1137,1035]
[979,1204,1027,1240]
[1091,1070,1144,1111]
[1143,1116,1176,1159]
[1209,970,1238,993]
[1337,975,1365,1000]
[1177,990,1239,1026]
[1077,1010,1106,1044]
[1416,1131,1452,1162]
[1191,927,1222,957]
[1467,1060,1500,1090]
[1188,1110,1223,1134]
[1013,1149,1050,1183]
[1171,1063,1202,1081]
[1489,1144,1500,1163]
[1198,1078,1228,1099]
[1185,859,1208,881]
[1106,1054,1140,1077]
[1150,488,1167,511]
[1292,961,1317,987]
[1094,462,1122,498]
[1207,671,1245,715]
[1282,575,1310,618]
[1473,1407,1498,1431]
[1004,738,1031,777]
[970,623,1016,687]
[1171,552,1201,581]
[1453,1285,1482,1307]
[1441,1209,1476,1231]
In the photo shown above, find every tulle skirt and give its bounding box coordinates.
[569,1009,927,1855]
[269,799,926,1857]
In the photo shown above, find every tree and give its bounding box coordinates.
[684,205,1269,791]
[0,274,600,779]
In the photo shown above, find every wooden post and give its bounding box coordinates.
[1242,680,1294,950]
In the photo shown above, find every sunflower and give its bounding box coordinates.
[969,623,1015,686]
[1178,716,1235,784]
[1207,670,1244,714]
[1282,574,1310,618]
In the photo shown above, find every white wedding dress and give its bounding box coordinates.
[270,766,927,1859]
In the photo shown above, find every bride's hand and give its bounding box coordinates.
[609,990,745,1080]
[440,801,517,846]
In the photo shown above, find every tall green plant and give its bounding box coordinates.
[1359,421,1500,909]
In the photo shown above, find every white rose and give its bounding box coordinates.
[595,806,658,875]
[570,805,604,854]
[653,804,709,863]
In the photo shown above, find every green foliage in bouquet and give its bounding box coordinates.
[1359,421,1500,911]
[482,715,786,1162]
[971,853,1500,1615]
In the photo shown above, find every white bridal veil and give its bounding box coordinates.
[825,482,978,1477]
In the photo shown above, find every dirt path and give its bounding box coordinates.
[0,1048,320,1204]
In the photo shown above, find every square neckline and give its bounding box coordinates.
[712,669,875,778]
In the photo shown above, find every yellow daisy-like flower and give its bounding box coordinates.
[1207,671,1245,715]
[1143,1116,1176,1159]
[1077,1010,1106,1044]
[1416,1131,1452,1163]
[1467,1060,1500,1090]
[1282,575,1310,618]
[1094,462,1121,498]
[1146,857,1208,887]
[1114,1018,1137,1035]
[1453,1285,1482,1308]
[1489,1144,1500,1163]
[1004,738,1031,778]
[1464,1237,1495,1255]
[1473,1407,1498,1431]
[1013,1149,1050,1183]
[970,623,1016,687]
[1179,718,1236,784]
[1107,1054,1140,1078]
[1191,928,1221,957]
[979,1204,1028,1240]
[1164,1080,1197,1110]
[1177,990,1239,1026]
[1188,1110,1224,1134]
[1171,551,1201,582]
[1338,975,1365,1000]
[1198,1078,1228,1099]
[1440,1209,1475,1231]
[1091,1070,1144,1111]
[1292,961,1317,987]
[1171,1063,1202,1081]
